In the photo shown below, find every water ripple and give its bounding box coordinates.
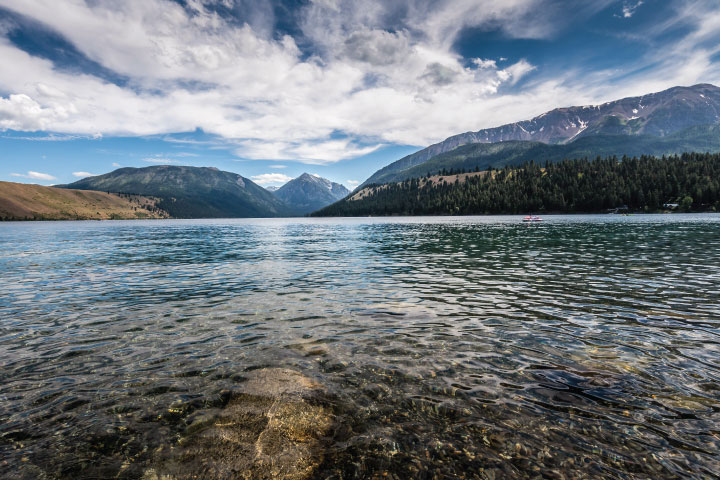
[1,215,719,479]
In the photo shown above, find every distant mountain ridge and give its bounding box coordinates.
[273,173,350,214]
[368,124,720,185]
[362,84,720,186]
[62,165,292,218]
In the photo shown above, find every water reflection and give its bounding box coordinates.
[1,215,719,479]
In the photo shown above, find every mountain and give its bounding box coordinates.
[362,84,720,186]
[370,124,720,184]
[61,165,292,218]
[272,173,350,214]
[265,186,280,192]
[0,181,168,220]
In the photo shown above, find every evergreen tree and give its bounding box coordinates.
[313,153,720,216]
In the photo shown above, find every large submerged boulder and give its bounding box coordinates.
[144,368,334,480]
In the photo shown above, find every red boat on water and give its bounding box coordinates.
[522,215,543,222]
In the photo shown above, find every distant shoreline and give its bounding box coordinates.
[2,211,717,223]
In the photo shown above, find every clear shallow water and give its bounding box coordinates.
[1,215,719,479]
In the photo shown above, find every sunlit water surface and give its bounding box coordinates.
[1,215,719,479]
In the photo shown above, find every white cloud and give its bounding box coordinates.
[269,164,287,169]
[11,170,57,181]
[143,157,178,164]
[250,173,293,185]
[503,59,537,85]
[236,139,382,164]
[598,0,720,98]
[0,0,557,158]
[0,0,716,166]
[473,58,498,69]
[622,1,644,18]
[1,133,99,141]
[112,162,121,167]
[72,171,97,177]
[342,28,411,66]
[346,179,359,186]
[0,93,71,131]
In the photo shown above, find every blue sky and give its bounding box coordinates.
[0,0,719,188]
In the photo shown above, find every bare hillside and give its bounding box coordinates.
[0,181,168,220]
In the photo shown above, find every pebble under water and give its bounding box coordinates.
[1,215,719,479]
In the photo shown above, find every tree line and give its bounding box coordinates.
[313,152,720,216]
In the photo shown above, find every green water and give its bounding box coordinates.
[1,215,719,479]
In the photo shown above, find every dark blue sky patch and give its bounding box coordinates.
[0,7,129,88]
[170,0,309,40]
[269,0,310,40]
[453,2,674,87]
[710,51,720,66]
[610,59,666,84]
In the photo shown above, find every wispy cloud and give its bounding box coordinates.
[269,164,287,169]
[1,133,102,141]
[72,171,97,177]
[346,179,359,187]
[142,157,179,164]
[250,173,293,185]
[160,136,220,146]
[11,171,56,181]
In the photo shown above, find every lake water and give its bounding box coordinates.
[1,215,719,479]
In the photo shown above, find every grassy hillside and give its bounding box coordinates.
[0,182,168,220]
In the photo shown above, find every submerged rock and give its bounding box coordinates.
[144,368,334,480]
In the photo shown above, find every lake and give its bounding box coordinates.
[1,215,719,479]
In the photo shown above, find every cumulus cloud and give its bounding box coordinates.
[473,58,499,69]
[72,171,97,177]
[0,0,716,166]
[342,28,410,66]
[11,171,56,181]
[0,0,558,156]
[420,63,460,87]
[250,173,293,185]
[0,93,71,131]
